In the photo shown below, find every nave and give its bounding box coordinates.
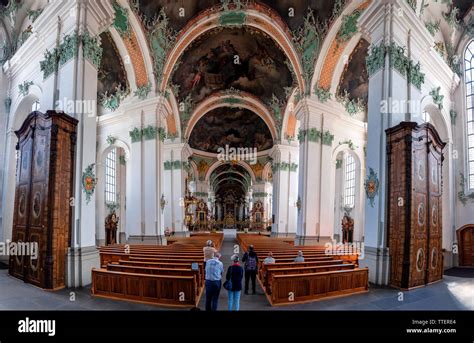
[0,235,472,311]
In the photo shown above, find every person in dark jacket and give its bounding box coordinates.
[225,254,244,311]
[242,245,258,294]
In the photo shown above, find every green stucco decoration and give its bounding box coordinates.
[100,84,128,111]
[147,8,177,85]
[82,31,103,68]
[18,81,33,96]
[337,10,362,43]
[112,1,131,37]
[430,87,444,110]
[129,127,142,143]
[314,86,332,103]
[366,43,385,76]
[219,0,246,26]
[134,83,152,100]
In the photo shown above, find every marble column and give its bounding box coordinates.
[162,142,191,236]
[271,144,299,237]
[53,1,114,287]
[295,99,325,245]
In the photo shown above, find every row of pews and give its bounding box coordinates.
[237,234,369,306]
[91,233,224,308]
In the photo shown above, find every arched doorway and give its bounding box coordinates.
[457,225,474,267]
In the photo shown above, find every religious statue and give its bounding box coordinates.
[105,210,119,245]
[341,214,354,243]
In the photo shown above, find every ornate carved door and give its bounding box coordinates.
[410,130,428,288]
[387,122,445,289]
[9,125,34,281]
[9,111,77,290]
[426,133,444,283]
[458,225,474,266]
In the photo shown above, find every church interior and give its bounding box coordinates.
[0,0,473,313]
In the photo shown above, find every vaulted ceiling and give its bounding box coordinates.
[189,107,274,154]
[1,0,472,142]
[210,163,251,202]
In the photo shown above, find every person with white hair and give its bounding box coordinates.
[263,252,275,264]
[205,252,224,311]
[203,240,217,268]
[224,254,244,311]
[294,250,305,263]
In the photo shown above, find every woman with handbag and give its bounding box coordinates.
[224,254,244,311]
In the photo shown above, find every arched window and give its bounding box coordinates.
[105,148,117,203]
[465,41,474,190]
[344,153,356,208]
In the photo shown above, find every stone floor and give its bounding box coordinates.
[0,237,473,311]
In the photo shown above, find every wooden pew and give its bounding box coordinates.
[268,268,369,305]
[237,233,367,306]
[91,269,201,308]
[259,259,345,281]
[99,252,204,268]
[106,264,202,289]
[92,233,226,308]
[264,264,355,290]
[116,260,204,286]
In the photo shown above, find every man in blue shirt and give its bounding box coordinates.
[205,252,224,311]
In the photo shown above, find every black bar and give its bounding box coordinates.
[0,311,472,340]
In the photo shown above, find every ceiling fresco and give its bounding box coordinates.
[259,0,337,30]
[136,0,220,31]
[135,0,338,31]
[453,0,473,19]
[337,39,369,104]
[98,32,128,97]
[172,27,294,105]
[188,107,274,153]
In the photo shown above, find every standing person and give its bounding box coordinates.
[205,252,223,311]
[242,245,258,295]
[225,254,244,311]
[203,240,217,269]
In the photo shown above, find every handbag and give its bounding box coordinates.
[223,267,233,291]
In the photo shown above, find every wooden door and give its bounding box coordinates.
[387,122,445,289]
[387,125,410,288]
[9,124,34,281]
[426,134,444,283]
[409,130,428,288]
[25,121,51,288]
[458,226,474,266]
